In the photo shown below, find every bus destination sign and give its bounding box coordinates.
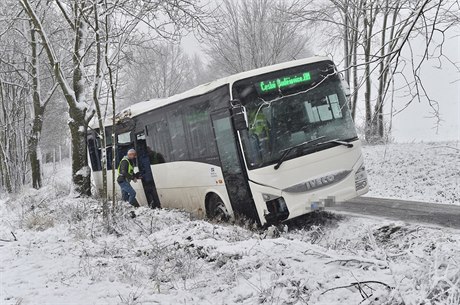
[258,72,311,93]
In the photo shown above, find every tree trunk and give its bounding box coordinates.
[373,1,389,142]
[0,79,13,193]
[379,3,401,140]
[343,1,350,85]
[20,0,92,197]
[103,3,118,211]
[93,2,109,226]
[350,0,362,121]
[363,2,377,142]
[68,109,91,196]
[28,23,43,189]
[29,141,42,189]
[363,17,372,140]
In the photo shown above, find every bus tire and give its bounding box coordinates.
[207,193,230,222]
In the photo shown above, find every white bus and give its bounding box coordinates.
[87,56,369,225]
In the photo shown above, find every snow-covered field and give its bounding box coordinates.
[1,192,460,305]
[1,142,460,305]
[363,141,460,205]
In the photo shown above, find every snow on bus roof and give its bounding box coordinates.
[93,56,331,128]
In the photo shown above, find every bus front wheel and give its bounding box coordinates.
[207,194,230,222]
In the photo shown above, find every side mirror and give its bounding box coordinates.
[230,100,248,131]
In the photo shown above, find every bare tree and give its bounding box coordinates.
[19,0,211,199]
[205,0,312,75]
[101,0,211,225]
[19,0,97,196]
[0,0,212,201]
[0,0,57,192]
[290,0,460,142]
[28,21,58,189]
[189,53,214,87]
[122,42,194,105]
[0,31,30,192]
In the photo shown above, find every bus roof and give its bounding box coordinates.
[94,56,331,128]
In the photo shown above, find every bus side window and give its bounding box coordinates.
[116,131,134,166]
[145,121,170,164]
[183,101,217,160]
[167,109,189,161]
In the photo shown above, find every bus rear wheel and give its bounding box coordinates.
[207,194,230,222]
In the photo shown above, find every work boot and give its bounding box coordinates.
[131,199,140,208]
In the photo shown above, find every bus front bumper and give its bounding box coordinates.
[249,168,369,225]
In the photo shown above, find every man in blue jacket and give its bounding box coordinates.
[117,149,140,207]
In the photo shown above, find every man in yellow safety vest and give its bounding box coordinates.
[117,149,141,207]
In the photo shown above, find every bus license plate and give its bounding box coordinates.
[310,201,324,210]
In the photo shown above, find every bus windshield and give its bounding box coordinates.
[232,61,358,170]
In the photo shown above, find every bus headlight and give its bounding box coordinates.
[355,164,368,191]
[263,194,289,223]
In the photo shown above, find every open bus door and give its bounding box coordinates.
[134,131,161,208]
[113,119,148,207]
[210,108,260,224]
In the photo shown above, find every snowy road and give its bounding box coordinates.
[331,196,460,229]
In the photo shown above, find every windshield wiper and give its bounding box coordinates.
[274,136,326,170]
[314,139,354,148]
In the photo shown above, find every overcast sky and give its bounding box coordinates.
[389,34,460,142]
[182,25,460,143]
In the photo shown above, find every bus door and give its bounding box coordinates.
[134,132,161,208]
[210,109,259,223]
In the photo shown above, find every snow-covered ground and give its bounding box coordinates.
[363,141,460,205]
[1,143,460,305]
[1,191,460,305]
